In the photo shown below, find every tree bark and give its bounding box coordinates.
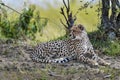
[101,0,111,30]
[110,0,117,28]
[101,0,120,40]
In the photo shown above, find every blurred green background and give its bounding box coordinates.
[0,0,100,42]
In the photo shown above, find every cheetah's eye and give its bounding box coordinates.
[72,30,75,32]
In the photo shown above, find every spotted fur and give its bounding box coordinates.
[30,24,110,66]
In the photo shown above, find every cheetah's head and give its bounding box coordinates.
[69,24,87,40]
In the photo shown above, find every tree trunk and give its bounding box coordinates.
[101,0,111,30]
[110,0,117,28]
[101,0,120,40]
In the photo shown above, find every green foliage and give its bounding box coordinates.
[89,30,120,56]
[18,5,35,35]
[0,1,101,41]
[30,10,48,35]
[0,5,47,39]
[104,41,120,56]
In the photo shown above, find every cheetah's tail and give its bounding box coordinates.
[30,54,71,63]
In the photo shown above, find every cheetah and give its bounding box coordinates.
[30,24,110,66]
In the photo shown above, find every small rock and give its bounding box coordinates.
[108,31,116,40]
[104,74,111,78]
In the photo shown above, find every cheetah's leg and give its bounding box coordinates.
[77,54,99,66]
[95,56,110,66]
[86,49,110,66]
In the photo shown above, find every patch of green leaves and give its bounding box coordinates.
[89,30,120,56]
[0,5,47,40]
[104,41,120,56]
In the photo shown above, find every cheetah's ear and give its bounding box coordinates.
[78,24,84,30]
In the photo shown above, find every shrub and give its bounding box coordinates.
[0,5,48,40]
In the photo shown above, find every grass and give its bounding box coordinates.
[1,65,120,80]
[89,30,120,56]
[95,40,120,56]
[99,66,120,80]
[104,40,120,56]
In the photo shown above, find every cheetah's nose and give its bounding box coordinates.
[73,35,76,39]
[69,34,72,37]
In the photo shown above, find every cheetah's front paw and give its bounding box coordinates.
[98,59,111,66]
[103,62,111,66]
[90,60,99,67]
